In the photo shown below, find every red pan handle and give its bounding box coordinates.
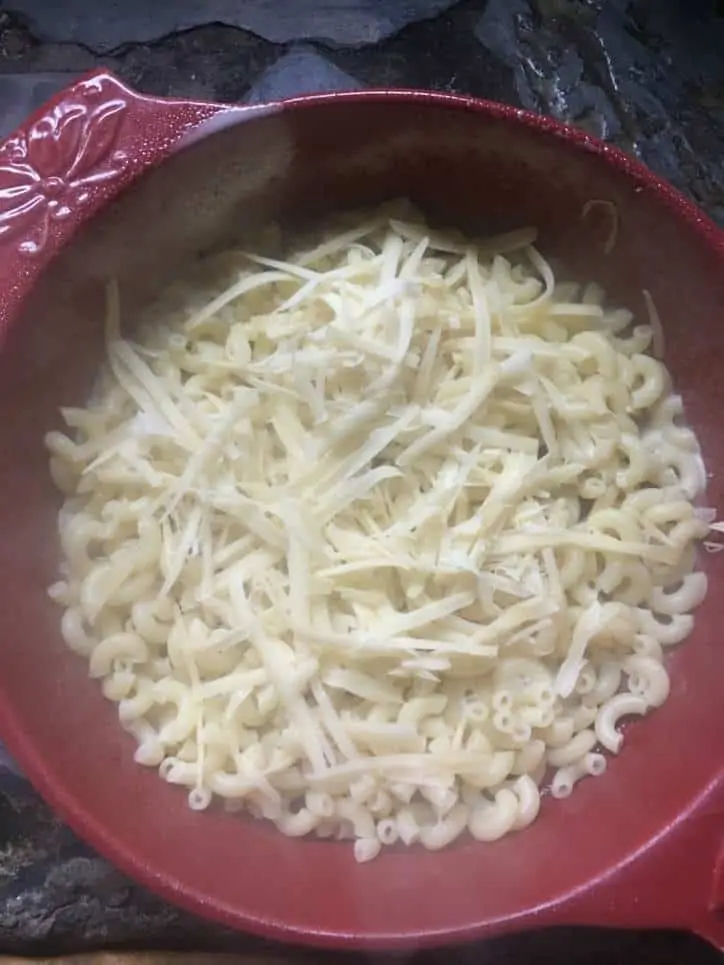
[0,69,244,347]
[554,772,724,949]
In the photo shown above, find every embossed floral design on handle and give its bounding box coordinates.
[0,69,237,343]
[0,80,128,256]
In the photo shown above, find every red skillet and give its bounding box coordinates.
[0,70,723,951]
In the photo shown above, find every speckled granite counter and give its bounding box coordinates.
[0,1,723,960]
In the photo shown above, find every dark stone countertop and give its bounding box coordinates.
[0,1,723,960]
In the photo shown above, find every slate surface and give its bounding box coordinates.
[0,0,723,959]
[1,0,460,51]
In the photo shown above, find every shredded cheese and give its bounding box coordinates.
[581,199,619,255]
[642,288,665,360]
[47,203,711,862]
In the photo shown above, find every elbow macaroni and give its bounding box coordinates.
[45,206,711,860]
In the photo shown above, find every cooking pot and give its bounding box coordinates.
[0,70,723,951]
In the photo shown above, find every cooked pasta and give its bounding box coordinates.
[46,203,711,860]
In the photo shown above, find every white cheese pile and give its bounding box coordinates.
[46,203,710,861]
